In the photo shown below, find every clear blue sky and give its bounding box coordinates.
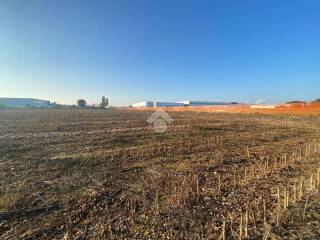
[1,0,319,106]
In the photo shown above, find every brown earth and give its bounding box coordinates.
[0,109,320,239]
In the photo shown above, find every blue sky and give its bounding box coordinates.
[0,0,320,106]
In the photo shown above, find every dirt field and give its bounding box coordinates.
[0,109,320,239]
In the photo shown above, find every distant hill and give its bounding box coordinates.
[0,98,50,108]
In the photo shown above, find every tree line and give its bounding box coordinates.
[77,96,109,108]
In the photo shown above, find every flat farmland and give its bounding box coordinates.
[0,109,320,239]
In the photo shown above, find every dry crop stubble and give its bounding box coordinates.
[0,109,320,239]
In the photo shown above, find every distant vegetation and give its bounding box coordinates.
[286,99,320,104]
[77,99,87,108]
[100,96,109,108]
[286,100,307,104]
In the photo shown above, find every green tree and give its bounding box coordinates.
[105,97,109,107]
[77,99,86,108]
[100,96,106,108]
[100,96,109,108]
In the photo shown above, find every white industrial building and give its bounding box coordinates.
[0,98,50,108]
[154,101,184,107]
[178,100,236,106]
[131,100,237,108]
[132,101,184,108]
[132,101,155,108]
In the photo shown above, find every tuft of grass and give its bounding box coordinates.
[0,192,20,210]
